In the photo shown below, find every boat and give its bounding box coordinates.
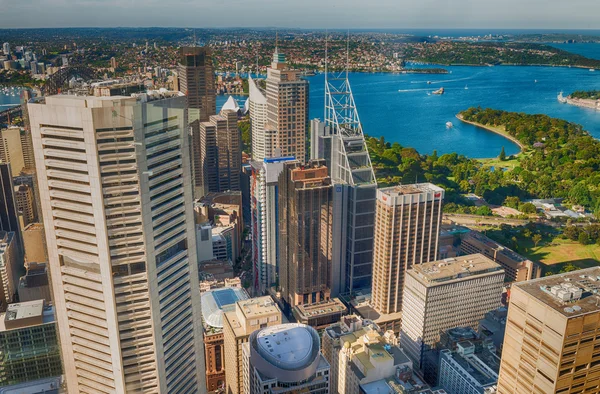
[446,121,453,128]
[557,91,567,104]
[427,81,432,84]
[534,79,538,83]
[465,85,468,90]
[591,69,596,72]
[432,87,444,95]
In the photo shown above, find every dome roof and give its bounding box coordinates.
[254,323,318,370]
[200,287,248,328]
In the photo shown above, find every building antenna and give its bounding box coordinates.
[193,29,197,47]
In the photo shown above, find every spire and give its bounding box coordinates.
[272,31,286,66]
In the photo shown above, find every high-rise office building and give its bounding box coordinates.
[400,254,504,369]
[223,296,282,394]
[0,300,62,386]
[249,157,295,295]
[497,267,600,394]
[29,93,205,393]
[2,42,9,56]
[248,77,276,161]
[0,127,26,177]
[0,231,18,309]
[279,159,333,310]
[371,183,444,316]
[199,109,241,194]
[177,46,216,197]
[0,163,22,261]
[265,48,308,163]
[14,184,35,228]
[241,323,330,394]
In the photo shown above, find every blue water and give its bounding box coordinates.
[220,61,600,158]
[0,87,23,109]
[550,43,600,60]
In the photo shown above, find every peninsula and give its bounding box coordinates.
[562,90,600,111]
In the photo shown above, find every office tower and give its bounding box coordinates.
[460,231,540,282]
[0,300,62,386]
[400,254,504,370]
[338,323,414,394]
[371,183,444,316]
[29,93,205,394]
[0,231,18,308]
[250,157,295,295]
[248,76,276,161]
[0,163,22,249]
[438,341,500,394]
[0,127,26,176]
[265,47,308,162]
[14,184,35,227]
[2,42,8,55]
[223,296,282,394]
[497,267,600,394]
[279,159,333,310]
[177,47,216,198]
[241,323,330,394]
[322,315,370,394]
[201,286,249,391]
[199,109,241,194]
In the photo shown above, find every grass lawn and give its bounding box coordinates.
[524,238,600,267]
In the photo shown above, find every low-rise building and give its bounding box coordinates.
[438,341,500,394]
[17,262,51,303]
[293,298,348,330]
[459,231,540,282]
[201,287,249,392]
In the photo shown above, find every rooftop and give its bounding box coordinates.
[0,300,55,331]
[254,323,318,370]
[514,267,600,317]
[409,254,504,286]
[441,345,500,387]
[379,182,444,196]
[201,287,248,329]
[293,298,347,319]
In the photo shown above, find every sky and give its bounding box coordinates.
[0,0,599,29]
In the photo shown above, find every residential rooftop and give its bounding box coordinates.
[514,267,600,317]
[0,300,55,331]
[408,254,504,286]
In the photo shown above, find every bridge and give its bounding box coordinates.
[0,105,22,124]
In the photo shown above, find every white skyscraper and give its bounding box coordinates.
[248,76,276,161]
[28,93,206,394]
[249,157,295,295]
[2,42,9,56]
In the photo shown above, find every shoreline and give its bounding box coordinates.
[456,114,526,158]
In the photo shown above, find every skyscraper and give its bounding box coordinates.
[497,267,600,394]
[199,109,241,194]
[0,127,26,176]
[400,254,504,369]
[265,47,308,162]
[14,184,35,228]
[2,43,9,56]
[241,323,330,394]
[278,159,333,310]
[371,183,444,316]
[312,62,377,294]
[29,93,205,393]
[250,156,296,295]
[0,163,23,260]
[248,76,276,161]
[177,46,216,197]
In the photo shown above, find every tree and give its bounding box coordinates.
[475,206,493,216]
[503,196,520,209]
[499,146,506,161]
[569,182,592,207]
[578,232,590,245]
[564,226,580,241]
[519,202,537,214]
[532,234,542,248]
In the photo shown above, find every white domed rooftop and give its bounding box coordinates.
[255,323,318,370]
[200,287,248,328]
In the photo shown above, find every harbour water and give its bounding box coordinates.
[220,60,600,158]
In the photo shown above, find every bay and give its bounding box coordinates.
[220,61,600,159]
